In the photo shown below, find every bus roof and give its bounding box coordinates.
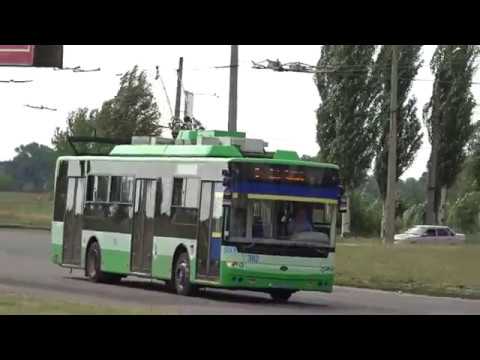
[106,130,339,170]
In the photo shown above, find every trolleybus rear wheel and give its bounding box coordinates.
[172,252,197,296]
[86,241,107,283]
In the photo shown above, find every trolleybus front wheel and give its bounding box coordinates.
[269,289,295,302]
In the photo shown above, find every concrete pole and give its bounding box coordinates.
[174,57,184,121]
[426,80,440,225]
[384,45,399,245]
[228,45,239,132]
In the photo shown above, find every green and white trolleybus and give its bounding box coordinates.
[51,130,343,302]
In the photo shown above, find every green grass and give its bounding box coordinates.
[0,292,173,315]
[0,191,52,228]
[335,240,480,299]
[465,233,480,245]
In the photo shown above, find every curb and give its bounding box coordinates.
[0,224,51,231]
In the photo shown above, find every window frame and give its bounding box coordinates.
[109,176,122,203]
[230,194,336,244]
[437,228,450,237]
[170,176,201,226]
[109,175,135,205]
[94,175,110,203]
[84,174,135,206]
[425,228,436,237]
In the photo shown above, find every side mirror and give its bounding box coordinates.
[339,197,347,213]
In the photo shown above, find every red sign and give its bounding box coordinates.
[0,45,35,66]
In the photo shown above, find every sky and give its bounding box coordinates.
[1,45,479,180]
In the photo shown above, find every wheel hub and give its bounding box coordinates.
[176,262,187,290]
[87,250,97,278]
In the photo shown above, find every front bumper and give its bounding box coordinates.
[219,262,334,292]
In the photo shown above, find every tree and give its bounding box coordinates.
[424,45,479,224]
[372,45,423,237]
[96,65,162,139]
[464,122,480,191]
[402,201,426,230]
[52,66,162,156]
[315,45,380,237]
[448,191,480,233]
[358,175,381,199]
[169,116,205,140]
[52,108,97,155]
[350,190,382,237]
[399,175,426,208]
[0,174,14,191]
[8,143,57,192]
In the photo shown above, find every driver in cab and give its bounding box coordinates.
[287,206,313,234]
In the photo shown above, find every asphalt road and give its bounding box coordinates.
[1,228,479,314]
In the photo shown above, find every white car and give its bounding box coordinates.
[394,225,465,245]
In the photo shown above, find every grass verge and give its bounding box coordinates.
[335,241,480,299]
[0,192,52,229]
[0,291,171,315]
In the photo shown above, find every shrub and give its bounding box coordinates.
[350,191,382,237]
[0,174,14,191]
[448,191,480,234]
[402,202,425,230]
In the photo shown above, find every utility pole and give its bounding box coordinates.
[228,45,239,132]
[425,89,439,225]
[384,45,399,245]
[174,57,184,121]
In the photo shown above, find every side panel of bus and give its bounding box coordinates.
[51,159,86,266]
[51,159,68,265]
[67,158,227,281]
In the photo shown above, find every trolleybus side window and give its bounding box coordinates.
[110,176,134,203]
[172,178,184,206]
[53,160,69,221]
[110,176,121,202]
[121,178,134,203]
[154,179,163,217]
[86,175,95,202]
[96,176,109,202]
[211,183,225,235]
[171,177,199,226]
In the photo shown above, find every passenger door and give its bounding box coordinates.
[62,177,85,266]
[131,179,156,274]
[196,182,224,280]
